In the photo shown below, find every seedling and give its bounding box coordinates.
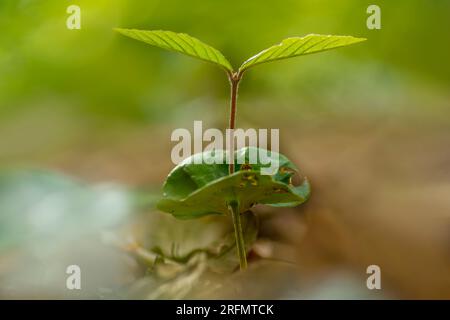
[116,28,365,270]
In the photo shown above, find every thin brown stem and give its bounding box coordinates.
[226,71,247,270]
[228,71,242,175]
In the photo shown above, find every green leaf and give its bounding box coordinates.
[239,34,366,72]
[115,28,234,72]
[157,147,310,219]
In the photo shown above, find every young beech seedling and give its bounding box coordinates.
[116,28,365,270]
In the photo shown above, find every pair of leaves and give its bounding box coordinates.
[157,147,310,219]
[115,28,366,74]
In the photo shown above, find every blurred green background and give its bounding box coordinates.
[1,0,450,299]
[1,0,449,167]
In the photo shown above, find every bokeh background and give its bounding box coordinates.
[0,0,449,299]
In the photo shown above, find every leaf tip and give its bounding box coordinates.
[353,36,368,43]
[114,27,130,36]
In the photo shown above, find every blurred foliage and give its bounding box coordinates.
[0,169,131,251]
[0,170,259,298]
[1,0,449,135]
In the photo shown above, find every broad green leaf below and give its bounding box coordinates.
[157,147,310,219]
[239,34,366,72]
[115,28,234,72]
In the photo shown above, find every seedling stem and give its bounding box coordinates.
[228,200,247,270]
